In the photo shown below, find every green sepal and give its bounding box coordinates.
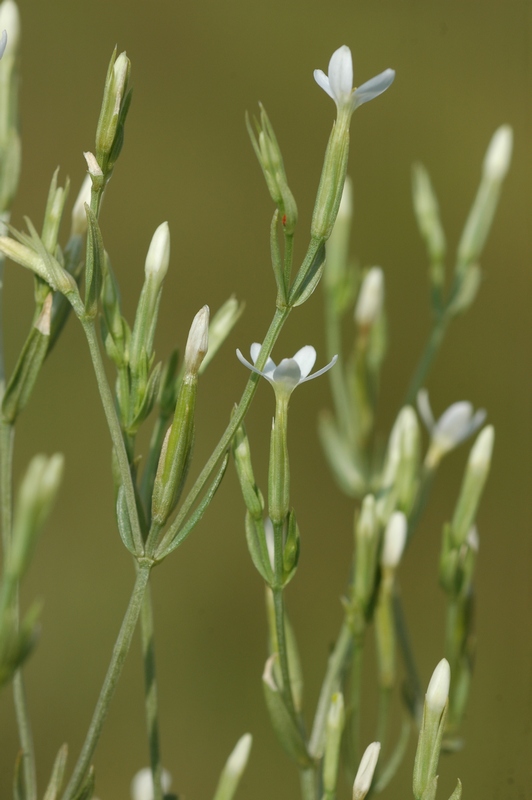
[447,779,462,800]
[282,510,300,585]
[43,744,68,800]
[245,512,273,584]
[116,486,139,556]
[84,205,104,318]
[72,766,95,800]
[289,242,326,307]
[155,451,229,561]
[107,87,133,174]
[262,655,312,767]
[0,601,41,689]
[128,361,162,434]
[2,304,50,423]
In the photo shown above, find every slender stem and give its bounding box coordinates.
[272,585,298,722]
[300,766,318,800]
[392,587,423,723]
[81,319,144,555]
[376,686,392,755]
[157,305,290,555]
[140,580,164,800]
[62,564,152,800]
[308,621,352,758]
[404,314,449,405]
[347,636,364,779]
[406,464,436,547]
[0,419,38,800]
[323,293,354,447]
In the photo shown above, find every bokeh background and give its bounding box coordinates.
[0,0,530,798]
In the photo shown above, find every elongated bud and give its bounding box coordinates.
[353,742,380,800]
[483,125,513,181]
[354,267,384,328]
[41,169,70,253]
[0,1,19,56]
[95,49,131,174]
[71,174,92,237]
[353,494,380,615]
[450,425,494,546]
[323,693,345,795]
[325,177,353,296]
[8,453,64,580]
[130,767,172,800]
[233,420,263,520]
[311,108,351,241]
[184,305,209,376]
[212,734,253,800]
[381,511,407,569]
[413,659,450,800]
[144,221,170,285]
[200,296,244,373]
[412,163,446,264]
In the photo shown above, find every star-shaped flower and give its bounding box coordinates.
[236,344,337,398]
[314,45,395,114]
[417,388,486,466]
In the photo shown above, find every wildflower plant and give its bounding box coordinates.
[0,7,515,800]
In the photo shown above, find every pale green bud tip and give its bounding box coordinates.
[328,692,345,727]
[226,733,253,776]
[381,511,407,569]
[483,125,513,181]
[71,175,92,237]
[0,0,20,56]
[426,658,450,714]
[184,305,210,375]
[469,425,494,471]
[353,742,381,800]
[354,267,384,327]
[130,768,172,800]
[145,221,170,281]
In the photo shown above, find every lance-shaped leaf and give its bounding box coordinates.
[43,744,68,800]
[262,654,312,767]
[84,204,104,318]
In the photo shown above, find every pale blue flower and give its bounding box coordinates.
[314,45,395,114]
[236,343,337,397]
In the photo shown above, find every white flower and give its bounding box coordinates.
[236,344,337,398]
[130,767,172,800]
[353,742,381,800]
[314,46,395,115]
[145,221,171,282]
[417,389,486,466]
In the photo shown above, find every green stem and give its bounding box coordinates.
[140,580,164,800]
[347,636,364,781]
[62,564,152,800]
[156,305,290,555]
[404,314,449,405]
[300,766,318,800]
[272,585,298,722]
[0,419,38,800]
[308,621,352,759]
[392,587,423,723]
[81,319,144,555]
[376,686,392,756]
[406,464,436,547]
[323,293,354,447]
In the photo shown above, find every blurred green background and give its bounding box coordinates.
[0,0,530,798]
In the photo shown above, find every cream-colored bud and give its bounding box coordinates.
[426,658,450,714]
[354,267,384,327]
[0,0,20,56]
[145,221,170,282]
[184,305,209,376]
[381,511,407,569]
[226,733,252,776]
[353,742,381,800]
[71,175,92,237]
[469,424,494,471]
[483,125,513,181]
[83,151,103,178]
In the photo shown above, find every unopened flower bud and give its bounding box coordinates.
[354,267,384,328]
[411,162,446,264]
[71,174,92,237]
[381,511,407,569]
[144,221,170,285]
[200,295,244,374]
[95,49,131,174]
[184,305,209,376]
[426,658,450,714]
[483,125,513,181]
[0,1,19,57]
[212,733,253,800]
[353,742,381,800]
[450,425,494,546]
[413,659,450,800]
[130,767,172,800]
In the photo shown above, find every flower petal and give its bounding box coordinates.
[250,342,276,376]
[328,45,353,104]
[352,68,395,110]
[435,402,473,446]
[292,345,316,378]
[272,358,302,392]
[313,69,334,101]
[236,348,268,380]
[300,354,338,383]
